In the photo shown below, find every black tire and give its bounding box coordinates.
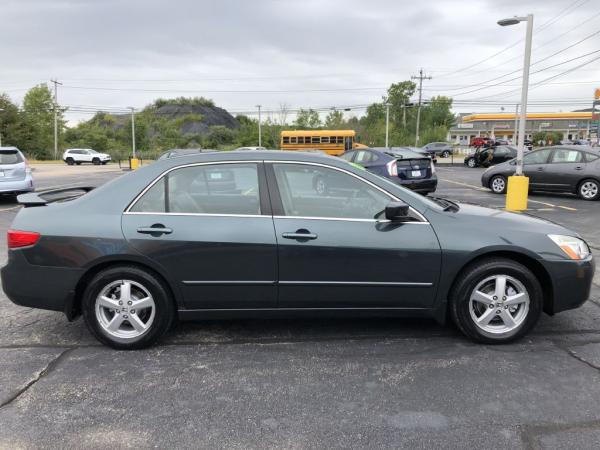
[441,150,451,158]
[450,258,543,344]
[101,161,108,165]
[66,157,74,166]
[467,158,477,168]
[92,158,100,165]
[76,161,82,165]
[489,175,507,194]
[82,265,175,349]
[577,179,600,201]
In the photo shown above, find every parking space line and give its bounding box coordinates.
[439,178,488,191]
[558,205,578,211]
[0,205,21,212]
[528,199,556,207]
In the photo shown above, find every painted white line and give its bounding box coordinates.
[558,205,578,211]
[440,178,488,191]
[0,205,21,212]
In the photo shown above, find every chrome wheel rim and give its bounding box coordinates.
[468,159,476,167]
[581,181,598,199]
[469,275,530,335]
[95,280,155,340]
[491,177,505,193]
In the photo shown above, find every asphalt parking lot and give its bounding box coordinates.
[3,163,600,449]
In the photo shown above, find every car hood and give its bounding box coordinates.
[445,202,575,236]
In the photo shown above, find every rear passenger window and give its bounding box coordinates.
[550,149,582,163]
[130,163,261,215]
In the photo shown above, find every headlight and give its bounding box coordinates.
[548,234,590,260]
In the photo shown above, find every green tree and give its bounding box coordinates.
[324,110,344,129]
[20,84,64,159]
[294,109,321,128]
[0,93,21,147]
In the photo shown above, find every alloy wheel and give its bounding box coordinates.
[467,158,476,168]
[491,177,505,193]
[95,280,156,340]
[580,181,598,200]
[469,275,530,335]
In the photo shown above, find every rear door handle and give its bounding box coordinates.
[137,225,173,236]
[282,230,318,240]
[537,167,544,171]
[575,166,584,170]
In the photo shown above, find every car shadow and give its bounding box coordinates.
[165,316,460,346]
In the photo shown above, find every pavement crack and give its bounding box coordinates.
[0,347,74,410]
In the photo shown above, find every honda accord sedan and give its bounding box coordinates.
[482,146,600,200]
[2,151,594,349]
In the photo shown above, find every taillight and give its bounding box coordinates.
[386,160,398,176]
[7,230,40,249]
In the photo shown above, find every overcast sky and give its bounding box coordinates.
[2,0,599,123]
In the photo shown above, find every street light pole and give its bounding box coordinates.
[513,104,519,144]
[0,108,4,147]
[498,14,533,210]
[256,105,262,147]
[129,107,136,158]
[385,103,390,148]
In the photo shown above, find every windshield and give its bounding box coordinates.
[367,171,447,211]
[0,150,23,164]
[88,149,99,154]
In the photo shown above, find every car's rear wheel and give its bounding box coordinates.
[101,161,108,165]
[489,175,507,194]
[82,265,175,349]
[441,150,451,158]
[467,158,476,168]
[450,258,542,344]
[92,158,100,165]
[578,179,600,201]
[66,157,74,166]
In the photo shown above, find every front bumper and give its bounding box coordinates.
[541,256,595,314]
[0,175,34,194]
[1,250,83,313]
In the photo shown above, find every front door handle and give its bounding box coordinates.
[137,225,173,236]
[537,167,544,171]
[282,229,318,240]
[575,166,584,170]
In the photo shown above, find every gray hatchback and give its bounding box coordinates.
[482,146,600,200]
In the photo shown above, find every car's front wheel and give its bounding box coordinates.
[450,258,543,344]
[82,265,175,349]
[466,158,477,168]
[92,158,100,165]
[66,157,74,166]
[489,175,507,194]
[578,179,600,201]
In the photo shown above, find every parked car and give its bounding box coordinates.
[494,138,510,146]
[3,151,593,349]
[157,148,215,160]
[524,139,534,151]
[482,146,600,200]
[0,147,34,196]
[464,145,518,168]
[341,147,437,194]
[235,146,267,151]
[422,142,453,158]
[470,137,494,148]
[572,139,591,146]
[63,148,111,165]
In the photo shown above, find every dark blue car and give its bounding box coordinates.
[341,147,437,194]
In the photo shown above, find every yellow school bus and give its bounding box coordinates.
[280,130,367,156]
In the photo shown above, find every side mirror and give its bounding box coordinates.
[385,201,410,221]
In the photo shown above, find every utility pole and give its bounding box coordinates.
[0,108,4,147]
[402,102,406,128]
[384,103,390,148]
[50,79,62,160]
[256,105,262,147]
[513,104,519,144]
[411,69,431,147]
[129,107,136,158]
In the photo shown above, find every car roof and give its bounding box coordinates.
[368,147,428,159]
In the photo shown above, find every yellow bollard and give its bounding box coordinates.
[130,157,140,170]
[505,175,529,211]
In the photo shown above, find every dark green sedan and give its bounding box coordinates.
[2,151,594,349]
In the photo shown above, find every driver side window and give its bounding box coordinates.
[272,163,391,220]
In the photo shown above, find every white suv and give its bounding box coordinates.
[62,149,111,165]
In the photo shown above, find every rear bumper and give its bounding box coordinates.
[1,250,83,313]
[0,175,34,194]
[542,256,595,314]
[394,175,438,193]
